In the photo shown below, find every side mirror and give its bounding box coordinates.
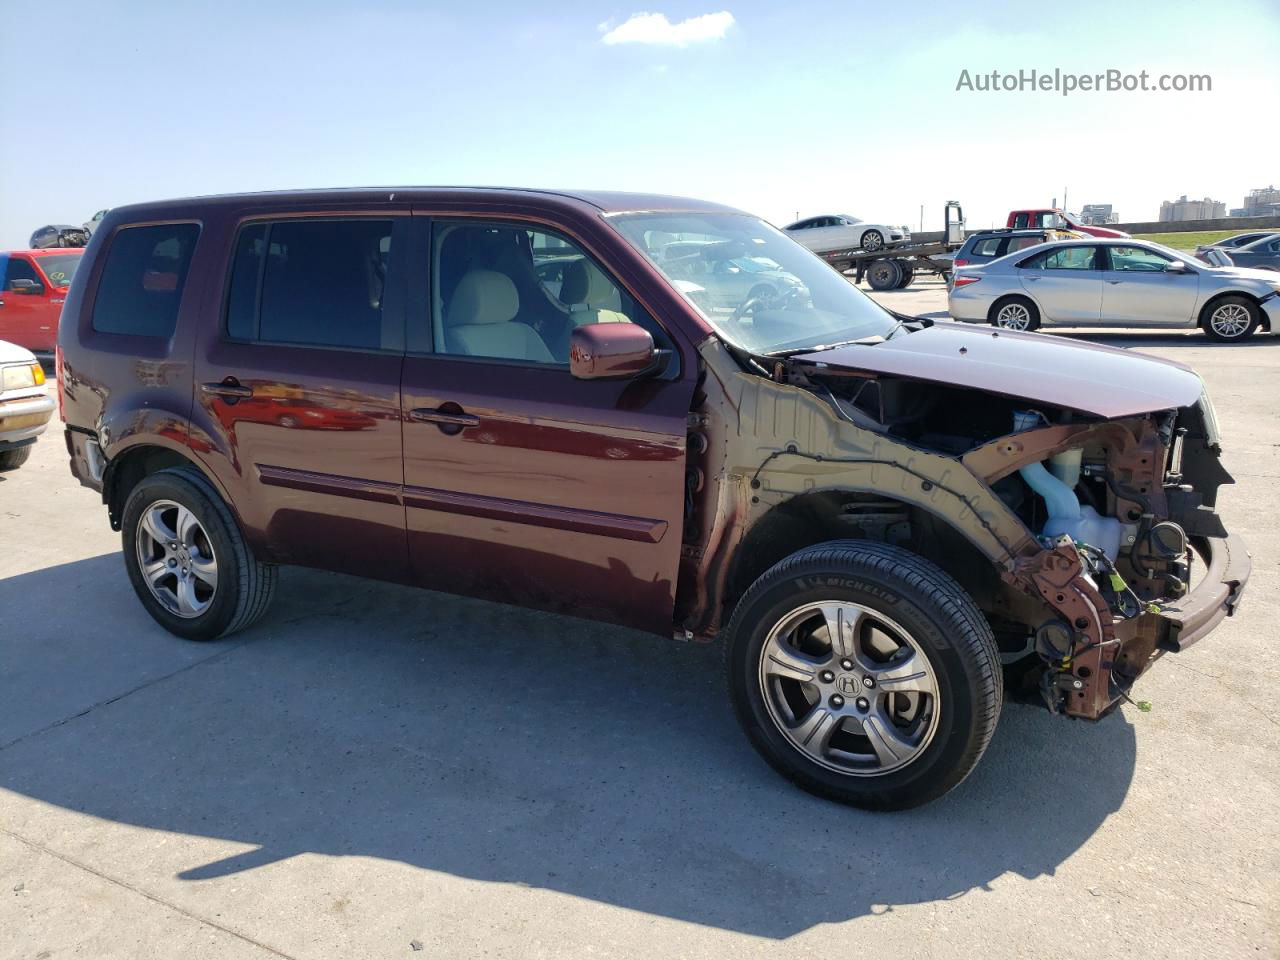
[569,322,657,380]
[9,279,44,295]
[1166,260,1188,273]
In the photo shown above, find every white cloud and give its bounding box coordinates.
[599,11,734,47]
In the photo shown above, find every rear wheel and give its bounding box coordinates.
[122,466,277,641]
[895,264,915,288]
[1201,296,1259,342]
[725,541,1002,810]
[866,259,902,291]
[0,446,32,471]
[989,295,1040,332]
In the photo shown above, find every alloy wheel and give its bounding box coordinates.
[862,231,884,252]
[135,499,219,618]
[758,601,940,776]
[1210,303,1251,339]
[995,302,1031,330]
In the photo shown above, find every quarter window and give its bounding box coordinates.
[91,223,200,337]
[973,237,1003,257]
[224,219,396,350]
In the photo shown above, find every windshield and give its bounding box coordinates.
[34,253,82,287]
[608,212,897,354]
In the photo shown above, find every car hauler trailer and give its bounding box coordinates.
[815,201,966,289]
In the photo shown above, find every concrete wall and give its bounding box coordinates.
[1120,213,1280,235]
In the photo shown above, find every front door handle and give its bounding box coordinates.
[1106,280,1123,284]
[201,378,254,401]
[410,407,480,429]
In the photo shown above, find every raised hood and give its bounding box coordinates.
[792,322,1203,419]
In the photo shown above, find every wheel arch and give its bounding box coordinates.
[722,489,1004,625]
[103,441,237,533]
[988,292,1042,324]
[1198,288,1266,326]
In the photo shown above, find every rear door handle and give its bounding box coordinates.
[1106,280,1123,284]
[410,407,480,429]
[201,378,254,400]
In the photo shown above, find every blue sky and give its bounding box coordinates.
[1,0,1277,248]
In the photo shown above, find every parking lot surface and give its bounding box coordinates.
[2,281,1276,959]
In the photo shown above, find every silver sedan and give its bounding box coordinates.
[948,238,1280,342]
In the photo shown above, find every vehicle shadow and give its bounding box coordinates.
[0,555,1137,939]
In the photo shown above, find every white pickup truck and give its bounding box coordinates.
[0,339,55,471]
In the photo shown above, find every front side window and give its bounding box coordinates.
[92,223,200,337]
[4,256,40,290]
[225,219,395,350]
[430,221,665,366]
[610,212,897,355]
[1108,245,1173,272]
[1023,245,1098,271]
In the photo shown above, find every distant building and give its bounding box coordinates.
[1079,204,1118,225]
[1159,195,1226,222]
[1241,185,1280,217]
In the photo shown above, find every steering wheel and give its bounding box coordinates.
[730,284,804,324]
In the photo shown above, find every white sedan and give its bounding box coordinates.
[0,339,55,471]
[784,214,911,254]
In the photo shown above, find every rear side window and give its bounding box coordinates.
[92,224,199,336]
[224,219,395,350]
[972,237,1003,257]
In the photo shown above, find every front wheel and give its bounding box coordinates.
[725,541,1001,810]
[861,229,885,252]
[0,445,32,471]
[1201,296,1259,342]
[122,466,277,641]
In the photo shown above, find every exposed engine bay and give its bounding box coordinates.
[785,359,1238,718]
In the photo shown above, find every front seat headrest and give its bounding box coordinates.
[560,259,614,308]
[448,270,519,326]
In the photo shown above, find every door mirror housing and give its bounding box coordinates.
[1166,260,1188,273]
[8,278,44,295]
[569,322,657,380]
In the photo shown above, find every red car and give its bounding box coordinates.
[0,249,84,354]
[1006,208,1129,239]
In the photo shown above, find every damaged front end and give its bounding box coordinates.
[681,326,1251,722]
[963,392,1250,718]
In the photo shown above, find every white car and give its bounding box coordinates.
[0,339,55,471]
[784,214,911,254]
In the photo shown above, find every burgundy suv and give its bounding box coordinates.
[59,188,1249,809]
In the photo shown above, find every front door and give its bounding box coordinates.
[399,218,695,635]
[1019,244,1103,323]
[1100,245,1199,325]
[0,255,53,351]
[191,214,410,582]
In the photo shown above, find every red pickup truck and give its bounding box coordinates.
[1007,208,1129,239]
[0,249,84,354]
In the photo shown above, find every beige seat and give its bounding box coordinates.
[445,269,554,363]
[560,259,629,326]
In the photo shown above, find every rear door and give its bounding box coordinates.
[1018,244,1103,323]
[191,213,410,582]
[399,216,695,635]
[1100,245,1199,325]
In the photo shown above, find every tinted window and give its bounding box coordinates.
[92,223,200,336]
[1007,236,1042,253]
[973,237,1003,257]
[225,220,394,350]
[4,256,40,289]
[1022,246,1097,270]
[1013,213,1030,228]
